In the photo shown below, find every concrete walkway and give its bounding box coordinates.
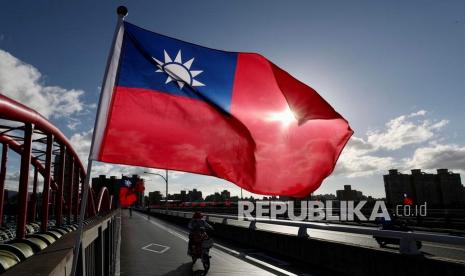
[119,209,277,275]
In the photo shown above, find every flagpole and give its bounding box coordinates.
[165,169,168,207]
[70,6,128,276]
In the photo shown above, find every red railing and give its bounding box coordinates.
[0,93,111,239]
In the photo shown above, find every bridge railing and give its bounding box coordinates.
[149,208,465,255]
[2,210,120,276]
[0,94,114,273]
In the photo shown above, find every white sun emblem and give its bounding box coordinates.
[153,50,205,89]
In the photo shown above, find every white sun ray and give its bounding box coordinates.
[174,50,182,63]
[184,58,194,69]
[153,50,205,89]
[163,50,172,63]
[190,70,203,78]
[192,80,205,87]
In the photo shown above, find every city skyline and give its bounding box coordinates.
[94,167,464,202]
[0,1,464,198]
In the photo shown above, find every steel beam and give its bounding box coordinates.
[67,156,74,224]
[0,143,8,226]
[41,134,53,232]
[73,166,80,223]
[55,144,66,227]
[29,166,39,222]
[16,123,34,239]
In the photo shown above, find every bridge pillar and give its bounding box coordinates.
[73,165,80,223]
[16,123,34,239]
[0,143,8,226]
[28,167,39,222]
[41,134,53,232]
[55,144,66,227]
[66,156,74,224]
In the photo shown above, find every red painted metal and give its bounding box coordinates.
[16,123,34,239]
[55,144,66,227]
[0,135,57,190]
[0,143,8,226]
[41,134,53,232]
[67,156,74,224]
[97,187,111,213]
[0,94,85,174]
[29,166,39,222]
[0,93,113,236]
[73,166,80,222]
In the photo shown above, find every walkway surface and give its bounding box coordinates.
[119,209,278,275]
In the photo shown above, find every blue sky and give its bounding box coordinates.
[1,1,464,198]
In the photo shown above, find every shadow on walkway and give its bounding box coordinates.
[161,262,192,275]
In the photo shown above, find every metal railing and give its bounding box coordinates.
[150,208,465,255]
[0,94,114,274]
[2,210,120,276]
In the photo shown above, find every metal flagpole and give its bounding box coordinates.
[165,169,168,202]
[70,6,128,276]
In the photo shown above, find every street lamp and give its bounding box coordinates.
[144,170,168,204]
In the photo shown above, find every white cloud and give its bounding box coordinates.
[67,118,81,130]
[91,162,184,180]
[366,111,448,150]
[404,143,465,172]
[334,136,397,177]
[335,153,396,178]
[4,170,43,192]
[335,110,455,178]
[0,49,85,121]
[69,128,93,163]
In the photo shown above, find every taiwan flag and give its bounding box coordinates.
[90,21,353,197]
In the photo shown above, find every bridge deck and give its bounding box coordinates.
[119,209,277,275]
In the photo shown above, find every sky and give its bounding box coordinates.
[0,0,464,198]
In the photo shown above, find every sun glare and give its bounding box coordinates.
[266,106,297,128]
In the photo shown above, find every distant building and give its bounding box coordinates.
[384,169,465,208]
[180,190,187,202]
[92,174,145,208]
[205,190,232,202]
[188,189,203,202]
[262,196,278,201]
[221,190,230,200]
[169,190,188,202]
[336,185,364,201]
[148,191,163,205]
[312,194,337,201]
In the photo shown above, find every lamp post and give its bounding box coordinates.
[144,170,168,206]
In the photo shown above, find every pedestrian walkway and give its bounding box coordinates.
[119,209,276,275]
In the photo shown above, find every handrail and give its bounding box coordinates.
[0,93,113,236]
[150,208,465,254]
[0,94,85,176]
